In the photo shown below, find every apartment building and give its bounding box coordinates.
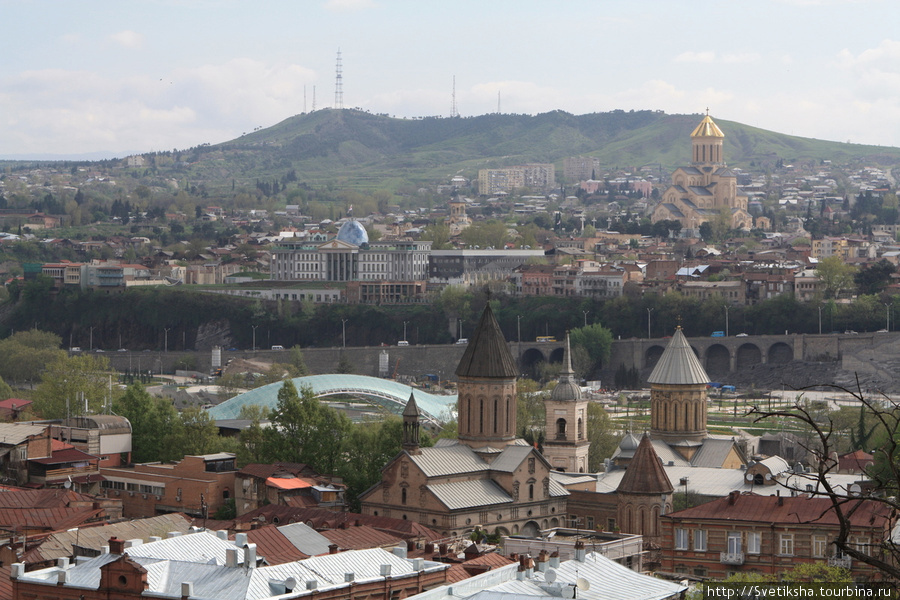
[660,491,893,582]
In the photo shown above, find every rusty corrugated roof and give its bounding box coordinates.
[455,303,517,379]
[667,492,892,528]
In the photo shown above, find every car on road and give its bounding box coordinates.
[397,341,409,346]
[736,333,748,337]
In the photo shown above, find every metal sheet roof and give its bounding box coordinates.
[646,327,709,385]
[275,522,333,557]
[427,479,512,511]
[409,443,490,478]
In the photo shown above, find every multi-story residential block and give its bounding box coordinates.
[563,156,601,182]
[794,268,822,302]
[660,491,893,582]
[511,264,555,296]
[477,164,555,196]
[678,279,745,305]
[100,452,237,518]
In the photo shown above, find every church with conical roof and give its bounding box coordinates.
[360,303,569,539]
[651,113,753,233]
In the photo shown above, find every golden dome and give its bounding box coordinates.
[690,114,724,138]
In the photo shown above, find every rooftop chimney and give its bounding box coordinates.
[392,545,407,559]
[380,564,392,577]
[244,543,257,569]
[108,537,126,555]
[424,542,435,555]
[575,540,586,562]
[549,550,560,569]
[181,582,193,598]
[226,548,239,568]
[235,533,248,547]
[329,544,339,555]
[536,550,548,572]
[345,572,355,583]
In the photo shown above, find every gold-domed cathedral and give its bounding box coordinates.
[651,112,753,233]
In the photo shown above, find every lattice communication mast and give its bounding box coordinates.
[334,49,344,109]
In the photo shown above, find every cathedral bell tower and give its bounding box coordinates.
[455,303,518,449]
[542,332,590,473]
[648,327,710,450]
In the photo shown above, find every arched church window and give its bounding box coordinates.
[556,418,567,439]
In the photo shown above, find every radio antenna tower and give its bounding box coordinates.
[303,85,307,113]
[451,75,458,118]
[497,90,501,114]
[334,49,344,109]
[312,85,316,111]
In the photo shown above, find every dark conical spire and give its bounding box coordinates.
[455,302,517,378]
[402,391,421,454]
[617,433,674,495]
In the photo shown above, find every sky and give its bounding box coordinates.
[3,0,900,159]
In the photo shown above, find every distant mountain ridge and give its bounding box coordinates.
[185,109,900,189]
[9,110,900,190]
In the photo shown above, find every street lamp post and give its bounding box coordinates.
[647,308,654,339]
[724,304,730,337]
[90,327,94,352]
[341,319,348,348]
[818,305,823,335]
[885,303,893,332]
[251,325,258,351]
[403,321,408,342]
[582,310,589,328]
[517,315,521,343]
[164,328,170,353]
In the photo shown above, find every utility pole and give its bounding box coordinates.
[647,308,654,339]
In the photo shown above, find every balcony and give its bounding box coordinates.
[828,556,851,569]
[720,551,745,565]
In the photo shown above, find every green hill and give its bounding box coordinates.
[168,109,900,191]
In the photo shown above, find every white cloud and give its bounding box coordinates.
[674,51,716,64]
[720,53,760,64]
[109,30,144,49]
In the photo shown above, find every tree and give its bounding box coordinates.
[0,329,66,387]
[517,378,546,441]
[420,223,452,249]
[176,406,222,456]
[33,353,116,419]
[816,255,857,299]
[854,259,896,296]
[569,323,613,375]
[750,383,900,580]
[113,383,183,463]
[586,402,620,472]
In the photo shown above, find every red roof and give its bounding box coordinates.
[839,449,875,472]
[236,505,442,541]
[667,492,892,529]
[29,447,98,465]
[319,525,404,551]
[266,477,312,490]
[0,398,31,410]
[445,552,516,583]
[246,525,310,565]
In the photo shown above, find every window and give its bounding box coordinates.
[675,528,689,550]
[779,533,794,556]
[853,537,870,556]
[727,532,742,554]
[587,517,594,530]
[812,535,827,558]
[747,532,761,555]
[694,529,707,552]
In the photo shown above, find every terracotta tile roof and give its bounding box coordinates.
[667,492,893,528]
[617,434,674,495]
[455,303,517,379]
